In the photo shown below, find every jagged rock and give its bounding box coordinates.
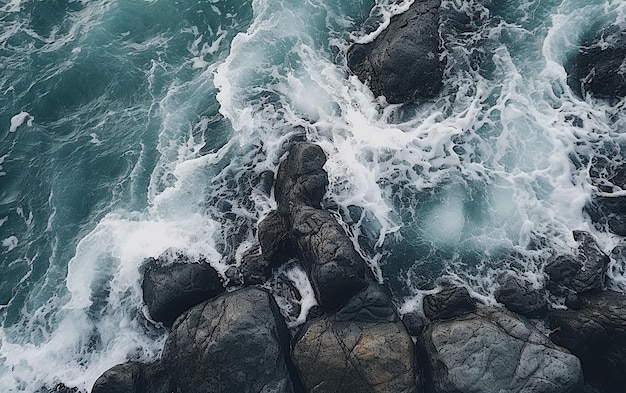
[292,284,420,393]
[258,211,295,265]
[161,287,298,393]
[495,276,548,318]
[545,231,609,296]
[347,0,444,103]
[237,245,272,285]
[423,286,476,321]
[91,361,177,393]
[587,195,626,236]
[42,384,79,393]
[568,27,626,99]
[141,258,224,327]
[421,308,583,393]
[549,291,626,393]
[291,205,368,310]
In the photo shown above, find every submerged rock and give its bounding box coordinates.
[421,308,583,393]
[545,231,609,296]
[161,287,298,393]
[347,0,444,103]
[423,286,476,321]
[568,27,626,99]
[91,361,177,393]
[292,284,421,393]
[495,276,548,318]
[549,291,626,393]
[141,257,224,327]
[587,195,626,236]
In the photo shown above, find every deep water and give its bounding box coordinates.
[1,0,625,391]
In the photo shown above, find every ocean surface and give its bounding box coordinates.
[1,0,625,391]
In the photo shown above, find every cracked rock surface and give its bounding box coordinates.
[161,287,296,393]
[421,308,583,393]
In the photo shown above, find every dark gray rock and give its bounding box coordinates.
[91,361,177,393]
[587,195,626,236]
[421,308,583,393]
[347,0,444,103]
[495,276,548,318]
[141,258,224,327]
[402,311,426,337]
[292,285,420,393]
[291,205,368,310]
[568,27,626,99]
[43,384,80,393]
[237,245,272,285]
[161,287,297,393]
[258,210,295,266]
[549,291,626,393]
[545,231,609,296]
[423,286,476,321]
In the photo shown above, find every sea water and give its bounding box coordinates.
[0,0,625,391]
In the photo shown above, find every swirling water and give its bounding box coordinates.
[0,0,625,391]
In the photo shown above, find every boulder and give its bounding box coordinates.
[292,284,421,393]
[545,231,609,296]
[421,308,583,393]
[161,287,298,393]
[568,27,626,99]
[258,211,295,266]
[494,276,548,318]
[91,361,177,393]
[347,0,444,103]
[423,286,476,321]
[549,291,626,393]
[141,258,224,327]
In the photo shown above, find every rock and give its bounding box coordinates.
[42,384,79,393]
[402,311,426,337]
[91,361,177,393]
[423,286,476,321]
[292,284,420,393]
[545,231,609,296]
[141,258,225,327]
[549,291,626,393]
[587,195,626,236]
[494,276,548,318]
[291,205,368,310]
[161,287,298,393]
[568,27,626,99]
[258,211,295,266]
[347,0,444,103]
[421,308,583,393]
[238,245,272,285]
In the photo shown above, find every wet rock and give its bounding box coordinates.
[402,311,426,337]
[495,276,548,318]
[347,0,443,103]
[423,286,477,321]
[421,308,583,393]
[549,291,626,393]
[587,195,626,236]
[568,27,626,99]
[238,245,272,285]
[91,361,177,393]
[258,210,295,266]
[141,258,224,327]
[43,384,80,393]
[545,231,609,296]
[292,284,420,393]
[161,287,297,393]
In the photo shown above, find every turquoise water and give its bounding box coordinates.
[0,0,625,391]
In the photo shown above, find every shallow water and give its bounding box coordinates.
[0,0,625,390]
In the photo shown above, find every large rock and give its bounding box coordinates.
[568,27,626,99]
[161,287,298,393]
[423,286,476,321]
[141,257,224,327]
[545,231,609,296]
[347,0,444,103]
[421,308,583,393]
[549,291,626,393]
[495,276,548,318]
[292,284,421,393]
[91,361,177,393]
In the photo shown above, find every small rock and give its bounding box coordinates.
[494,276,548,318]
[402,311,426,337]
[423,286,477,321]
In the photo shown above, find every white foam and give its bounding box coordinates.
[2,236,18,252]
[9,111,33,133]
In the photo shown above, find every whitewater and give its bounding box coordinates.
[0,0,625,391]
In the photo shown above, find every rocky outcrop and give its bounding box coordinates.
[292,284,421,393]
[91,361,177,393]
[568,27,626,99]
[141,256,224,327]
[421,308,583,393]
[161,287,298,393]
[347,0,444,103]
[258,142,369,310]
[495,276,548,318]
[423,286,476,321]
[549,291,626,393]
[545,231,609,297]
